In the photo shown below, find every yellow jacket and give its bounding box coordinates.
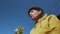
[30,14,60,34]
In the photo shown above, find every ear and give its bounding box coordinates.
[38,10,42,14]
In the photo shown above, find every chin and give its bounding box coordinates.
[32,18,37,21]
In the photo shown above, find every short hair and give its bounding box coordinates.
[28,7,44,16]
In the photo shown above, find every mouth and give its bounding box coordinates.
[30,15,33,17]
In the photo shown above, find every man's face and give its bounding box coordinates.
[29,10,42,20]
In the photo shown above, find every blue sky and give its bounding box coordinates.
[0,0,60,34]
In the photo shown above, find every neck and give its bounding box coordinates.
[33,17,40,21]
[36,17,40,21]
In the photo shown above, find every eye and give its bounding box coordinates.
[30,11,33,13]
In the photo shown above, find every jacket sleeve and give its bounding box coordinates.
[42,15,60,34]
[49,15,60,34]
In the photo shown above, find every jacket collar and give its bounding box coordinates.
[37,14,48,23]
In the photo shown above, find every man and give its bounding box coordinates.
[28,7,60,34]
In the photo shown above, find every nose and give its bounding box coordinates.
[30,12,33,17]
